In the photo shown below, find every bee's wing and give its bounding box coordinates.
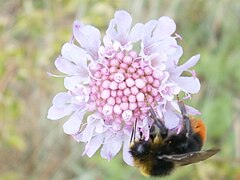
[158,148,220,166]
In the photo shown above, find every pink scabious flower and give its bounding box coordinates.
[48,10,201,165]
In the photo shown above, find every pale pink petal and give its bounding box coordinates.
[141,23,177,57]
[62,44,89,79]
[55,54,89,82]
[106,10,132,45]
[114,10,132,34]
[84,135,104,157]
[129,23,144,43]
[61,43,87,65]
[123,135,134,166]
[164,110,180,129]
[100,132,123,160]
[174,54,200,76]
[185,105,201,115]
[80,123,95,142]
[148,37,177,56]
[164,38,178,55]
[141,20,158,48]
[47,92,75,120]
[47,105,74,120]
[142,20,158,39]
[166,45,183,70]
[75,115,97,142]
[171,101,201,116]
[52,92,71,105]
[102,35,112,47]
[175,76,201,94]
[171,45,183,62]
[154,16,176,38]
[95,119,105,134]
[149,53,167,70]
[87,114,97,124]
[63,110,86,134]
[55,57,79,75]
[73,20,101,60]
[64,76,84,90]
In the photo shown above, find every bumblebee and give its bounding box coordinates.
[129,99,220,177]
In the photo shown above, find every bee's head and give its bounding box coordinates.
[130,140,151,158]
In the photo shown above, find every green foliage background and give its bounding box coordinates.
[0,0,240,179]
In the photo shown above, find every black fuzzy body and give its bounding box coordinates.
[129,126,203,176]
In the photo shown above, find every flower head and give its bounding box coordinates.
[48,10,201,165]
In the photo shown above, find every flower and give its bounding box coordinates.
[48,10,201,165]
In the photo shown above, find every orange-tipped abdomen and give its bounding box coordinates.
[190,117,207,143]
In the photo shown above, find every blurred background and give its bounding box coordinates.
[1,0,240,179]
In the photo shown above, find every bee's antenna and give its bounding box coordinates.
[177,95,191,137]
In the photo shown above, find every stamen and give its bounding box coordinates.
[70,35,74,43]
[87,68,103,81]
[174,33,183,40]
[182,93,191,100]
[97,61,110,75]
[132,56,143,68]
[47,72,68,78]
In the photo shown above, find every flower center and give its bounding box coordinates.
[89,50,163,127]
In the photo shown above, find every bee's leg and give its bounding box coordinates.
[177,96,192,137]
[139,131,144,140]
[130,118,137,143]
[149,106,168,139]
[130,127,134,143]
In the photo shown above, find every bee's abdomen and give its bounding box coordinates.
[150,160,174,176]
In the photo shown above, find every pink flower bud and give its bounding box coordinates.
[102,80,111,89]
[132,73,139,80]
[114,72,125,82]
[117,90,123,96]
[118,81,126,90]
[135,79,145,89]
[123,88,131,96]
[128,95,136,102]
[107,97,116,105]
[146,75,154,84]
[136,92,145,102]
[126,78,134,87]
[120,102,129,111]
[102,104,113,116]
[123,56,133,65]
[137,69,144,76]
[127,66,135,73]
[113,104,122,114]
[129,102,137,110]
[153,79,160,88]
[101,89,110,99]
[120,63,128,70]
[110,59,120,67]
[109,66,118,73]
[129,50,137,59]
[115,52,124,60]
[112,122,121,131]
[109,81,118,90]
[111,90,117,97]
[122,110,133,121]
[144,66,153,75]
[130,86,139,95]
